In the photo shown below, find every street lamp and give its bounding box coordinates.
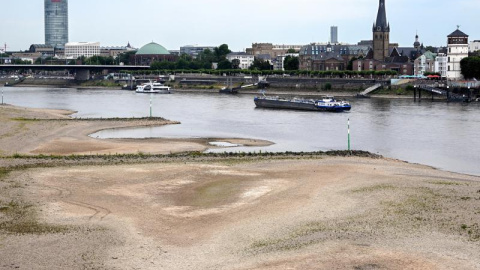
[468,85,471,102]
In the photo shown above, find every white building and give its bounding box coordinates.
[435,53,448,78]
[65,42,101,58]
[469,40,480,53]
[227,52,254,69]
[446,29,469,80]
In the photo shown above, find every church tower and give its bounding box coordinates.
[373,0,390,61]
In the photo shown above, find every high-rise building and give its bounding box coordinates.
[372,0,390,61]
[45,0,69,48]
[330,26,338,44]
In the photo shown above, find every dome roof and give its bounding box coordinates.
[136,42,170,55]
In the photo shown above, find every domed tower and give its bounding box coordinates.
[414,33,421,50]
[373,0,390,61]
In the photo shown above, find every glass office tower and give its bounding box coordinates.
[330,26,338,44]
[45,0,68,48]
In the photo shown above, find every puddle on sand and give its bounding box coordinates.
[209,141,242,148]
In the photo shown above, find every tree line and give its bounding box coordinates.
[126,69,397,77]
[461,57,480,79]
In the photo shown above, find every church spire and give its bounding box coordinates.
[373,0,389,32]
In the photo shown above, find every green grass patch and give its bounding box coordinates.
[10,117,40,122]
[0,168,9,180]
[428,180,462,186]
[80,81,122,87]
[188,179,243,208]
[351,184,396,193]
[4,150,381,161]
[0,200,70,235]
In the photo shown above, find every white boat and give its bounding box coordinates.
[136,81,172,94]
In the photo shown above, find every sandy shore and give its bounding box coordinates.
[0,104,479,270]
[0,104,272,156]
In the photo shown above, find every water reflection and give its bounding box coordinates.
[2,87,480,175]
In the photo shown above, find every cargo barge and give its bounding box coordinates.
[254,95,351,112]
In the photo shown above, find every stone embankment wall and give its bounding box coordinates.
[173,74,387,91]
[0,78,76,87]
[1,75,388,92]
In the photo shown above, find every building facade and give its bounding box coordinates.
[44,0,69,48]
[29,44,55,57]
[372,0,390,61]
[435,53,448,78]
[246,43,303,59]
[11,52,42,64]
[65,42,100,58]
[180,45,216,58]
[414,51,436,76]
[446,29,469,79]
[299,43,370,71]
[226,52,254,70]
[100,43,136,58]
[469,40,480,53]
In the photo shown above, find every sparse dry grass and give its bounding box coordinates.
[0,199,70,235]
[250,180,480,254]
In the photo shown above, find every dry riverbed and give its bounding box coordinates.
[0,104,479,269]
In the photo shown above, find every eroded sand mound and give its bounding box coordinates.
[1,157,479,269]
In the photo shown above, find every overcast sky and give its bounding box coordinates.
[1,0,479,52]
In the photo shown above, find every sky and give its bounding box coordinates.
[1,0,479,52]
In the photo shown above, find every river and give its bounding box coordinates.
[2,87,480,175]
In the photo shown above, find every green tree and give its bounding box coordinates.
[151,60,175,70]
[231,59,240,69]
[117,51,137,65]
[176,58,190,69]
[217,59,232,69]
[347,57,357,70]
[470,50,480,57]
[11,59,31,65]
[249,58,272,70]
[461,57,480,79]
[283,55,299,70]
[35,56,55,65]
[287,48,297,53]
[214,44,231,61]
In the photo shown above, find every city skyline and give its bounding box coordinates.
[1,0,479,52]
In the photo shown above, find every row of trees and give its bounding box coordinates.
[150,44,301,71]
[151,44,233,70]
[127,69,397,77]
[461,57,480,79]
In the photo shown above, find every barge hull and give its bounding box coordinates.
[254,99,349,112]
